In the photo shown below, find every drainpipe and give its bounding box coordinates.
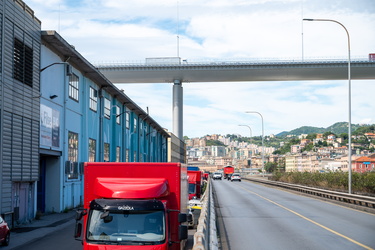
[98,87,105,162]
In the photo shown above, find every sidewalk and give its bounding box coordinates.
[3,210,76,250]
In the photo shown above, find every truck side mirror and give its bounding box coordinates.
[74,222,82,238]
[178,213,187,223]
[178,225,188,240]
[75,209,87,221]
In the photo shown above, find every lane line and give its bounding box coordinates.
[238,185,374,250]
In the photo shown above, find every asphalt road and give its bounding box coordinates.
[212,178,375,250]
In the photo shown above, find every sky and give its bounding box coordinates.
[26,0,375,138]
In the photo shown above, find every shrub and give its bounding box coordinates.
[271,171,375,194]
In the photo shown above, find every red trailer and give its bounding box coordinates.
[187,170,202,200]
[74,162,189,250]
[223,166,235,179]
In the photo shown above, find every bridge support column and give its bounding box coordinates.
[173,79,183,140]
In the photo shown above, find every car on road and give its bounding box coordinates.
[212,172,222,180]
[0,216,10,246]
[230,173,241,182]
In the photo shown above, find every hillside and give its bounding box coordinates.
[276,122,364,137]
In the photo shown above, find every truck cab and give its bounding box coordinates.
[75,162,189,250]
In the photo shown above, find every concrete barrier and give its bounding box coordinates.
[193,179,218,250]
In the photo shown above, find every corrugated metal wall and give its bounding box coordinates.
[1,0,41,222]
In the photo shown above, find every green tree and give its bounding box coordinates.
[323,131,336,138]
[302,142,314,152]
[265,162,278,173]
[206,140,225,146]
[306,133,317,140]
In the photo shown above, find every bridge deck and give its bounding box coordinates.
[97,60,375,83]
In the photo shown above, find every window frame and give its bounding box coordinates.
[89,87,98,111]
[126,112,130,129]
[68,131,79,180]
[116,106,121,124]
[89,138,96,162]
[116,146,120,162]
[69,73,79,102]
[104,98,111,119]
[104,143,110,162]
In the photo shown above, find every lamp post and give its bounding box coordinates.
[245,111,264,176]
[239,124,253,173]
[238,124,252,145]
[303,18,352,194]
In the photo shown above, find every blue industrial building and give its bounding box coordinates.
[1,0,171,225]
[39,30,170,216]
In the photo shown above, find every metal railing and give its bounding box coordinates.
[244,177,375,209]
[95,56,373,68]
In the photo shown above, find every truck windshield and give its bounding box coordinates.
[188,183,196,194]
[87,210,165,244]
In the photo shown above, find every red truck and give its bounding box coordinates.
[74,162,189,250]
[187,170,202,200]
[223,166,235,180]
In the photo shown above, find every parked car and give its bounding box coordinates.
[212,172,222,180]
[230,173,241,182]
[0,216,10,246]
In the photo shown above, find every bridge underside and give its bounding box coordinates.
[98,61,375,83]
[97,60,375,139]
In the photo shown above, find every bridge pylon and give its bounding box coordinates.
[173,79,183,140]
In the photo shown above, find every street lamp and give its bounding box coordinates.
[239,124,253,172]
[245,111,264,176]
[303,18,352,194]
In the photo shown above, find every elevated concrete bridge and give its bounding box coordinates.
[96,58,375,139]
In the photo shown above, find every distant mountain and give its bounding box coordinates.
[276,122,363,137]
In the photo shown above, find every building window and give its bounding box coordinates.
[89,138,96,162]
[133,117,137,133]
[126,112,130,129]
[104,143,110,162]
[116,106,120,124]
[68,131,79,179]
[89,87,98,111]
[104,98,111,119]
[13,38,33,87]
[69,74,79,101]
[126,149,129,162]
[116,146,120,162]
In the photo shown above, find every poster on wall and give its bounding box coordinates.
[40,104,60,148]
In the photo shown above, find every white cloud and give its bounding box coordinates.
[26,0,375,138]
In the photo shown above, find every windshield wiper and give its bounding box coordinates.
[116,240,159,245]
[89,240,120,245]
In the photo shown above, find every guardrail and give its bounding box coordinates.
[192,179,218,250]
[244,177,375,210]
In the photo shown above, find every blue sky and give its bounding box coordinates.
[27,0,375,137]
